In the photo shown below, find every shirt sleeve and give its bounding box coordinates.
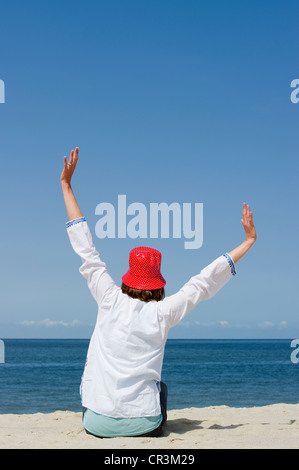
[66,217,117,304]
[158,253,236,330]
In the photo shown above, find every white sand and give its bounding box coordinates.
[0,404,298,449]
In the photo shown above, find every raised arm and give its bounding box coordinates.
[60,146,117,303]
[159,202,257,330]
[60,147,83,221]
[228,202,257,264]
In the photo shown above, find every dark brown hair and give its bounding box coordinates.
[121,282,165,302]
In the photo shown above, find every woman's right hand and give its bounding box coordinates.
[241,202,257,245]
[60,147,79,186]
[228,203,257,265]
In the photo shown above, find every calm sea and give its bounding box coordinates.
[0,339,298,414]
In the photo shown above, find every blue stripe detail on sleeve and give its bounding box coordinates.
[66,217,86,228]
[223,253,236,276]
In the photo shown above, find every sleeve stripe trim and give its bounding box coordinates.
[66,217,86,228]
[223,253,236,276]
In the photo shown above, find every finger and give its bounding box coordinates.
[63,156,68,169]
[247,204,250,217]
[69,149,74,165]
[73,147,79,166]
[242,202,247,219]
[244,204,249,221]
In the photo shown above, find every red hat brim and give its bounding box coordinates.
[122,271,166,290]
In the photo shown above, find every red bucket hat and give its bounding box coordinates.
[122,246,166,290]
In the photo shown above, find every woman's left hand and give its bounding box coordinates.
[60,147,79,186]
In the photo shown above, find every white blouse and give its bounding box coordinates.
[66,217,236,418]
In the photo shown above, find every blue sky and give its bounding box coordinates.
[0,0,298,339]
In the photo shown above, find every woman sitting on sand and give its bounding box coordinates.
[60,147,257,438]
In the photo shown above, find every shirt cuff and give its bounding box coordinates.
[66,217,86,229]
[223,253,236,276]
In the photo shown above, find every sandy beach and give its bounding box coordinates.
[0,403,298,449]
